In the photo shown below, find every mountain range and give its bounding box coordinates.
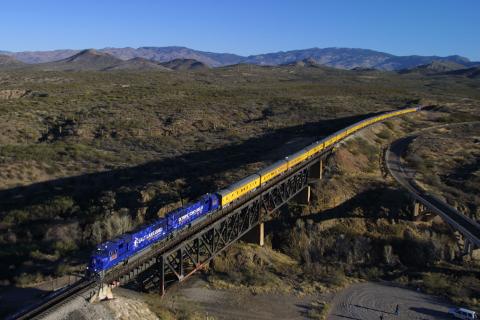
[1,46,478,71]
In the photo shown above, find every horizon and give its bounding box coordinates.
[1,0,479,60]
[2,45,477,62]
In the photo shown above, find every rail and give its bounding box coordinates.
[386,136,480,247]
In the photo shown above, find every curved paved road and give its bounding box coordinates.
[328,282,453,320]
[386,136,480,247]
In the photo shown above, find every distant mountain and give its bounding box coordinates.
[104,57,171,71]
[399,60,467,75]
[1,46,478,71]
[39,49,123,71]
[6,49,80,64]
[241,48,472,71]
[0,54,25,68]
[161,58,209,71]
[101,46,242,67]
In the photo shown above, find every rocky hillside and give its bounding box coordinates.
[2,46,477,70]
[160,58,209,71]
[282,57,323,68]
[38,49,124,71]
[3,49,79,64]
[104,57,171,71]
[399,60,467,75]
[444,66,480,79]
[0,54,25,69]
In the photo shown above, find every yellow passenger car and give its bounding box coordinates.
[217,174,261,206]
[258,160,288,185]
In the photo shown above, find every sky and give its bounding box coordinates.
[1,0,479,60]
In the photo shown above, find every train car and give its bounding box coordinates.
[258,160,288,185]
[88,218,168,273]
[304,140,324,158]
[131,219,168,251]
[167,193,220,230]
[217,174,261,207]
[286,148,310,169]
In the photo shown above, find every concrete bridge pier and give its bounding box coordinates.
[412,200,428,218]
[295,185,311,205]
[242,223,265,247]
[309,159,323,180]
[464,238,473,256]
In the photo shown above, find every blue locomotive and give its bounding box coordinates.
[88,193,219,274]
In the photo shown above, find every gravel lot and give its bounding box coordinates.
[328,282,454,320]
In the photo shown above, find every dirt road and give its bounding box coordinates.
[328,282,453,320]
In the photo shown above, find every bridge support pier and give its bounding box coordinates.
[89,283,114,302]
[243,223,265,247]
[309,159,323,180]
[158,256,165,296]
[295,186,311,205]
[412,200,428,218]
[464,239,473,256]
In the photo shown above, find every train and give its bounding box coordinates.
[88,106,422,275]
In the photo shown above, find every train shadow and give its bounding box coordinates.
[0,111,383,216]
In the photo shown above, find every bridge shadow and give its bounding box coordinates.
[297,184,411,223]
[0,111,383,217]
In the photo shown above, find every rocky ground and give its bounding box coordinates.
[328,282,454,320]
[38,279,456,320]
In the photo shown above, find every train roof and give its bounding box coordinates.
[257,159,288,175]
[217,174,260,196]
[285,147,309,160]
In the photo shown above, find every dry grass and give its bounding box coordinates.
[0,65,479,287]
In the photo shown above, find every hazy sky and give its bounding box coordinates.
[1,0,479,60]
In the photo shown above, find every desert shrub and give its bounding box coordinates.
[306,300,330,320]
[423,174,442,188]
[44,221,81,244]
[376,128,392,140]
[422,273,464,297]
[52,240,78,254]
[86,211,133,244]
[321,269,346,287]
[362,266,383,280]
[354,137,377,160]
[14,272,45,286]
[384,121,395,130]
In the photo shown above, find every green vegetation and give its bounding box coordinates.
[0,63,479,315]
[306,300,330,320]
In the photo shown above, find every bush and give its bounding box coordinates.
[306,300,330,320]
[354,137,378,163]
[86,211,133,244]
[376,128,392,140]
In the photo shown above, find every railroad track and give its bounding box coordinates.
[386,135,480,247]
[9,279,96,320]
